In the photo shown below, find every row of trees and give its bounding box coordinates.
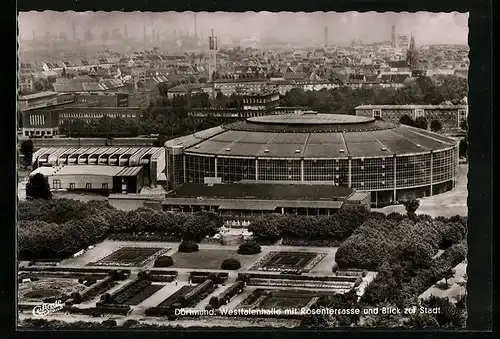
[18,199,224,260]
[247,207,370,241]
[281,75,468,115]
[399,114,444,132]
[335,213,467,271]
[362,241,467,309]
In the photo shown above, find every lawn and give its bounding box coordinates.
[171,249,261,270]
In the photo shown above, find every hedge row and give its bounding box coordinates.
[18,199,223,260]
[18,266,117,274]
[208,281,245,309]
[72,276,116,304]
[238,273,358,283]
[108,278,151,305]
[65,305,131,316]
[145,270,178,282]
[190,272,229,284]
[248,207,370,240]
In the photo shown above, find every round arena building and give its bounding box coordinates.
[165,112,459,205]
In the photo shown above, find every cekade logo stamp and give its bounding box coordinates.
[32,300,64,317]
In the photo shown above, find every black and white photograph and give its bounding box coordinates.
[16,10,472,329]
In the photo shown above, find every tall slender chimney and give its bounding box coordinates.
[324,26,328,47]
[194,13,197,42]
[391,25,396,48]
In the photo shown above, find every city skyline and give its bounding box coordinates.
[18,11,469,46]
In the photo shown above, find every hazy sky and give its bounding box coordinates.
[18,11,469,45]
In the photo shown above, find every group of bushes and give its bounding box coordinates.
[335,214,467,271]
[18,199,223,260]
[237,242,261,255]
[221,258,241,270]
[178,241,199,253]
[362,241,467,308]
[248,207,370,242]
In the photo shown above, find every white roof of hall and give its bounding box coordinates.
[30,165,131,177]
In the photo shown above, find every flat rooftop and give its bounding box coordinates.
[248,113,375,125]
[166,182,354,201]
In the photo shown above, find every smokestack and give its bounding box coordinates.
[324,26,328,47]
[391,25,396,48]
[194,13,197,42]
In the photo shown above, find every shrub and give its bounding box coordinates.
[221,258,241,270]
[178,241,199,253]
[354,277,362,287]
[237,242,262,255]
[362,270,368,277]
[154,256,174,268]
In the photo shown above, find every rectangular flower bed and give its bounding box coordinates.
[88,247,169,267]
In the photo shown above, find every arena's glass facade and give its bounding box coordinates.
[165,114,459,203]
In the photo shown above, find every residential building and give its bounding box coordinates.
[355,104,468,130]
[57,93,130,107]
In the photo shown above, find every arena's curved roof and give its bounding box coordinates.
[174,113,458,159]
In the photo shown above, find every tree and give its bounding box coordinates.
[459,138,468,158]
[443,268,455,289]
[20,139,34,167]
[26,173,52,200]
[403,199,420,220]
[399,114,415,126]
[430,119,443,132]
[414,116,428,130]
